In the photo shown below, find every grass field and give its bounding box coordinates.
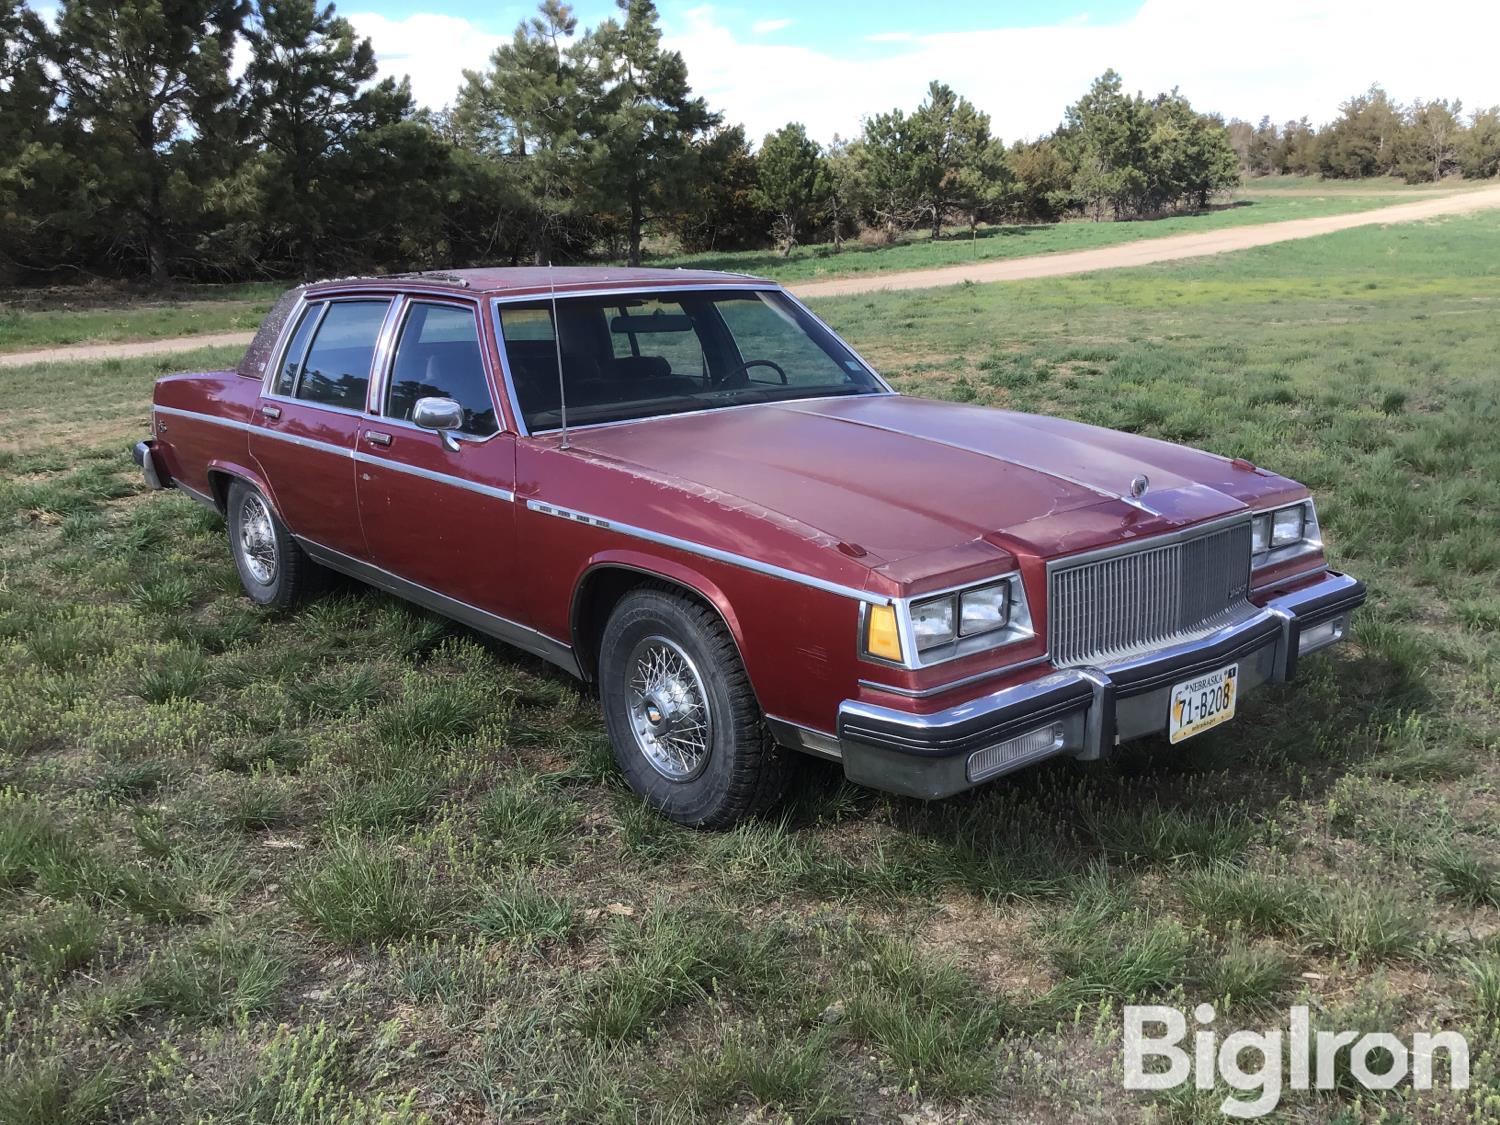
[1,211,1498,1122]
[0,181,1457,355]
[0,282,282,355]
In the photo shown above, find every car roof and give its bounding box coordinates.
[301,266,773,300]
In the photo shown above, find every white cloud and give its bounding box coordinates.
[751,17,793,35]
[353,0,1500,143]
[346,11,506,109]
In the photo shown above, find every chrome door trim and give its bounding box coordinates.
[525,498,887,605]
[154,407,516,504]
[294,536,578,677]
[155,405,352,458]
[352,449,514,502]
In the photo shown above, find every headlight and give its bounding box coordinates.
[910,596,956,651]
[1251,500,1320,569]
[1271,506,1305,547]
[860,575,1035,667]
[1251,513,1271,555]
[959,582,1009,636]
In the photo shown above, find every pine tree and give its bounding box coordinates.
[454,0,592,264]
[243,0,410,275]
[754,123,826,256]
[49,0,248,282]
[591,0,718,266]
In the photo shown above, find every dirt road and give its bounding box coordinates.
[0,330,257,369]
[6,184,1500,369]
[790,182,1500,298]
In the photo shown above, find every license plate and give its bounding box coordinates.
[1168,663,1238,744]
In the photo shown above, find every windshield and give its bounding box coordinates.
[496,288,886,432]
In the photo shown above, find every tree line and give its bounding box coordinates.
[1,0,1494,285]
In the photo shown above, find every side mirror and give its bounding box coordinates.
[412,396,465,451]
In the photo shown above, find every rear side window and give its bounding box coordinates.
[272,302,322,396]
[386,303,497,436]
[296,301,389,410]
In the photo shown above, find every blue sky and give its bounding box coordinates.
[347,0,1143,43]
[342,0,1500,144]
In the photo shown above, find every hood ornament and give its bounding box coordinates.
[1129,474,1150,499]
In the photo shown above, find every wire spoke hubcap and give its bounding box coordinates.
[239,494,277,585]
[626,635,712,781]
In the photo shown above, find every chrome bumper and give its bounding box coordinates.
[133,440,167,490]
[828,571,1366,799]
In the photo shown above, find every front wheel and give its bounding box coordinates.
[599,586,790,826]
[226,481,320,608]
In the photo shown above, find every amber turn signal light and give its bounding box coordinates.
[864,603,903,663]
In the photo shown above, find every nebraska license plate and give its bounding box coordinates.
[1168,663,1238,744]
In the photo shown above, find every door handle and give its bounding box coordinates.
[260,405,281,420]
[365,431,392,447]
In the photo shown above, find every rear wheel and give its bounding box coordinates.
[226,480,319,608]
[599,586,790,826]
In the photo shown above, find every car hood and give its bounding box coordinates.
[564,395,1301,575]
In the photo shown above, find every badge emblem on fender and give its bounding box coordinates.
[1129,474,1150,498]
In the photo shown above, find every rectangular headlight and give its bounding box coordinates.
[959,582,1009,636]
[1271,505,1305,547]
[1251,513,1272,555]
[910,595,956,651]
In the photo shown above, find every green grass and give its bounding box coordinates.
[1,211,1498,1119]
[0,282,281,354]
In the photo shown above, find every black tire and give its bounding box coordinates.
[226,480,319,608]
[599,585,791,827]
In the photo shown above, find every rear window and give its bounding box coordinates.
[296,301,389,410]
[235,287,305,380]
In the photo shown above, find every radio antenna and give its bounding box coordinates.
[549,262,569,449]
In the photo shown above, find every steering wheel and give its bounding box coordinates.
[717,359,789,388]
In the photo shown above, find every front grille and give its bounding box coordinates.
[1048,520,1253,668]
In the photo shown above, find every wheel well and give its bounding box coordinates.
[572,566,736,683]
[205,469,234,513]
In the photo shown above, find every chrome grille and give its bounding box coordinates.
[1047,520,1253,668]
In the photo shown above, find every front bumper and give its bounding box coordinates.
[832,570,1366,799]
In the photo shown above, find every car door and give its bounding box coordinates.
[251,297,392,560]
[355,297,521,622]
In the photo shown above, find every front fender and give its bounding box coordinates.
[570,548,749,679]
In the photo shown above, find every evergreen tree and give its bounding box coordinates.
[590,0,718,265]
[1459,106,1500,180]
[909,81,992,239]
[754,123,826,256]
[453,0,593,264]
[1396,98,1463,183]
[1317,86,1403,178]
[860,107,926,240]
[821,135,866,252]
[48,0,249,282]
[243,0,411,275]
[668,124,768,253]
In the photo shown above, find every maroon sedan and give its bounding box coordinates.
[135,268,1365,825]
